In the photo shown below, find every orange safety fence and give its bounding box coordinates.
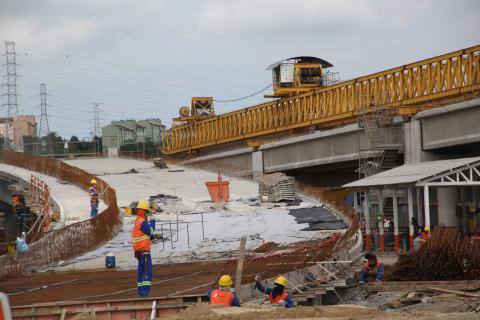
[221,186,360,285]
[29,175,51,234]
[0,151,122,279]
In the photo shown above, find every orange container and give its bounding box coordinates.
[205,181,230,203]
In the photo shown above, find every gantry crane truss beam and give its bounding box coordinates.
[162,45,480,154]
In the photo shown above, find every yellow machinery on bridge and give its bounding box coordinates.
[161,45,480,154]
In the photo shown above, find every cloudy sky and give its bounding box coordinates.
[0,0,479,139]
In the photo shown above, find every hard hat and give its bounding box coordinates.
[218,274,233,287]
[424,226,430,232]
[137,200,150,211]
[274,276,288,287]
[90,179,97,185]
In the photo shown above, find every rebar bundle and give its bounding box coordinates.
[389,227,480,281]
[257,173,297,202]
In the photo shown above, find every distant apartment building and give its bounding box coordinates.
[101,118,164,157]
[0,115,36,151]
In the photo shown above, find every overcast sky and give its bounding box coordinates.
[1,0,479,139]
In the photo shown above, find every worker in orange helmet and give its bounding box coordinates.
[131,200,156,296]
[207,274,241,307]
[89,178,99,217]
[255,275,295,308]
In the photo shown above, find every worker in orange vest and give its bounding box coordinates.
[255,275,295,308]
[207,274,241,307]
[359,253,384,284]
[131,200,156,296]
[359,253,385,284]
[419,226,431,246]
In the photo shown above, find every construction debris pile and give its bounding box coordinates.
[389,227,480,281]
[257,173,297,203]
[153,157,168,169]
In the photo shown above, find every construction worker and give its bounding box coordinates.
[254,275,295,308]
[131,200,156,296]
[90,192,99,217]
[12,194,26,237]
[89,179,99,217]
[207,274,241,307]
[419,226,431,246]
[359,253,384,284]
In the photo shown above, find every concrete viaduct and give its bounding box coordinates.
[180,98,480,186]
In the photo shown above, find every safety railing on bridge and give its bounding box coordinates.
[162,45,480,154]
[28,175,52,236]
[0,151,122,279]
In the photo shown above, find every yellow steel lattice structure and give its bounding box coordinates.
[162,45,480,154]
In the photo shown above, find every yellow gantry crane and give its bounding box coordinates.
[161,45,480,155]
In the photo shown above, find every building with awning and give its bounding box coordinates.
[343,157,480,253]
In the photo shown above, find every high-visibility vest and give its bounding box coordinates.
[269,291,288,304]
[131,217,151,252]
[364,261,382,274]
[209,289,234,306]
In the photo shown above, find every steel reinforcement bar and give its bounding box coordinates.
[0,151,122,279]
[162,45,480,154]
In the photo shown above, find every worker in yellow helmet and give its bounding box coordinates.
[131,200,156,296]
[254,275,295,308]
[89,178,99,217]
[207,274,241,306]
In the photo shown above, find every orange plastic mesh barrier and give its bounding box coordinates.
[0,151,122,279]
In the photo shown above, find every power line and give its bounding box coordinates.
[214,84,272,103]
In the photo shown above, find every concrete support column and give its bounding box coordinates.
[461,187,467,233]
[377,190,384,252]
[416,188,424,226]
[424,185,431,231]
[393,190,399,254]
[364,193,371,252]
[407,187,415,251]
[251,151,264,176]
[437,187,458,227]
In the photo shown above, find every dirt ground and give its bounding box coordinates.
[171,303,479,320]
[0,260,225,306]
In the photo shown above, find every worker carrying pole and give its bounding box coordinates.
[207,274,241,307]
[131,200,156,296]
[89,178,99,217]
[254,275,295,308]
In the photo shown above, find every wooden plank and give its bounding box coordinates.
[235,236,247,293]
[428,287,480,298]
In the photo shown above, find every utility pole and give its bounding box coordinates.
[2,41,19,150]
[38,83,51,155]
[90,103,103,155]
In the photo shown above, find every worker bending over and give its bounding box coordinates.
[207,274,241,307]
[89,179,99,217]
[131,200,156,296]
[255,275,295,308]
[359,253,384,284]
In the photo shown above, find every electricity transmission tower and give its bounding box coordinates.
[2,41,19,149]
[90,103,103,154]
[39,83,50,137]
[38,83,52,155]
